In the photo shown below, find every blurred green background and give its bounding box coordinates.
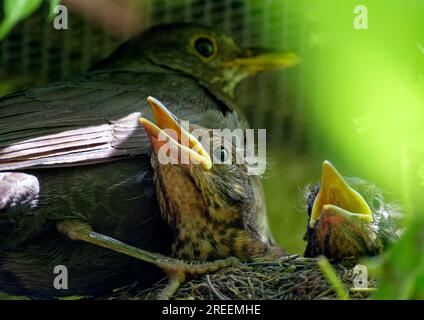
[1,0,423,299]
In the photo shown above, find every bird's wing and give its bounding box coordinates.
[251,175,276,246]
[0,73,153,171]
[0,70,238,171]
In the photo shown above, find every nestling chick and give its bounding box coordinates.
[140,97,282,263]
[303,161,402,261]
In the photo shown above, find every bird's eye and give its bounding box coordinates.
[372,195,383,212]
[194,37,216,58]
[213,146,230,163]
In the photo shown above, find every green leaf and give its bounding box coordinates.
[317,256,350,300]
[0,0,44,40]
[371,216,424,299]
[48,0,61,21]
[0,291,31,300]
[56,295,89,300]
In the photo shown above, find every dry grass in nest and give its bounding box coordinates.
[107,255,377,300]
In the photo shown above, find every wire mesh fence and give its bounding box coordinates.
[0,2,116,82]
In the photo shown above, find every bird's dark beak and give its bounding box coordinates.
[139,97,212,170]
[224,48,299,74]
[309,161,373,229]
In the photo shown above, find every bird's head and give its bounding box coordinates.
[139,97,277,261]
[303,161,401,261]
[101,23,298,97]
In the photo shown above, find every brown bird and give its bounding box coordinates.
[303,161,402,261]
[58,97,283,298]
[0,23,296,299]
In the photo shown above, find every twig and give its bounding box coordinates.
[206,274,230,300]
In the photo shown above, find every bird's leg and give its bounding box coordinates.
[159,273,185,300]
[56,220,240,299]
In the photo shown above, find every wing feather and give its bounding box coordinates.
[0,72,159,171]
[0,70,235,171]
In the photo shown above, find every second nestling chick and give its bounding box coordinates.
[303,161,402,261]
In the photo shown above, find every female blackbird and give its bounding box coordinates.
[0,24,295,298]
[3,97,282,299]
[303,161,402,261]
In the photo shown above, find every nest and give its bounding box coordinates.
[107,255,377,300]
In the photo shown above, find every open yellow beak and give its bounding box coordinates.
[225,48,299,74]
[139,96,212,170]
[309,161,373,228]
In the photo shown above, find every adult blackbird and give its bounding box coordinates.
[0,23,296,298]
[303,161,402,261]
